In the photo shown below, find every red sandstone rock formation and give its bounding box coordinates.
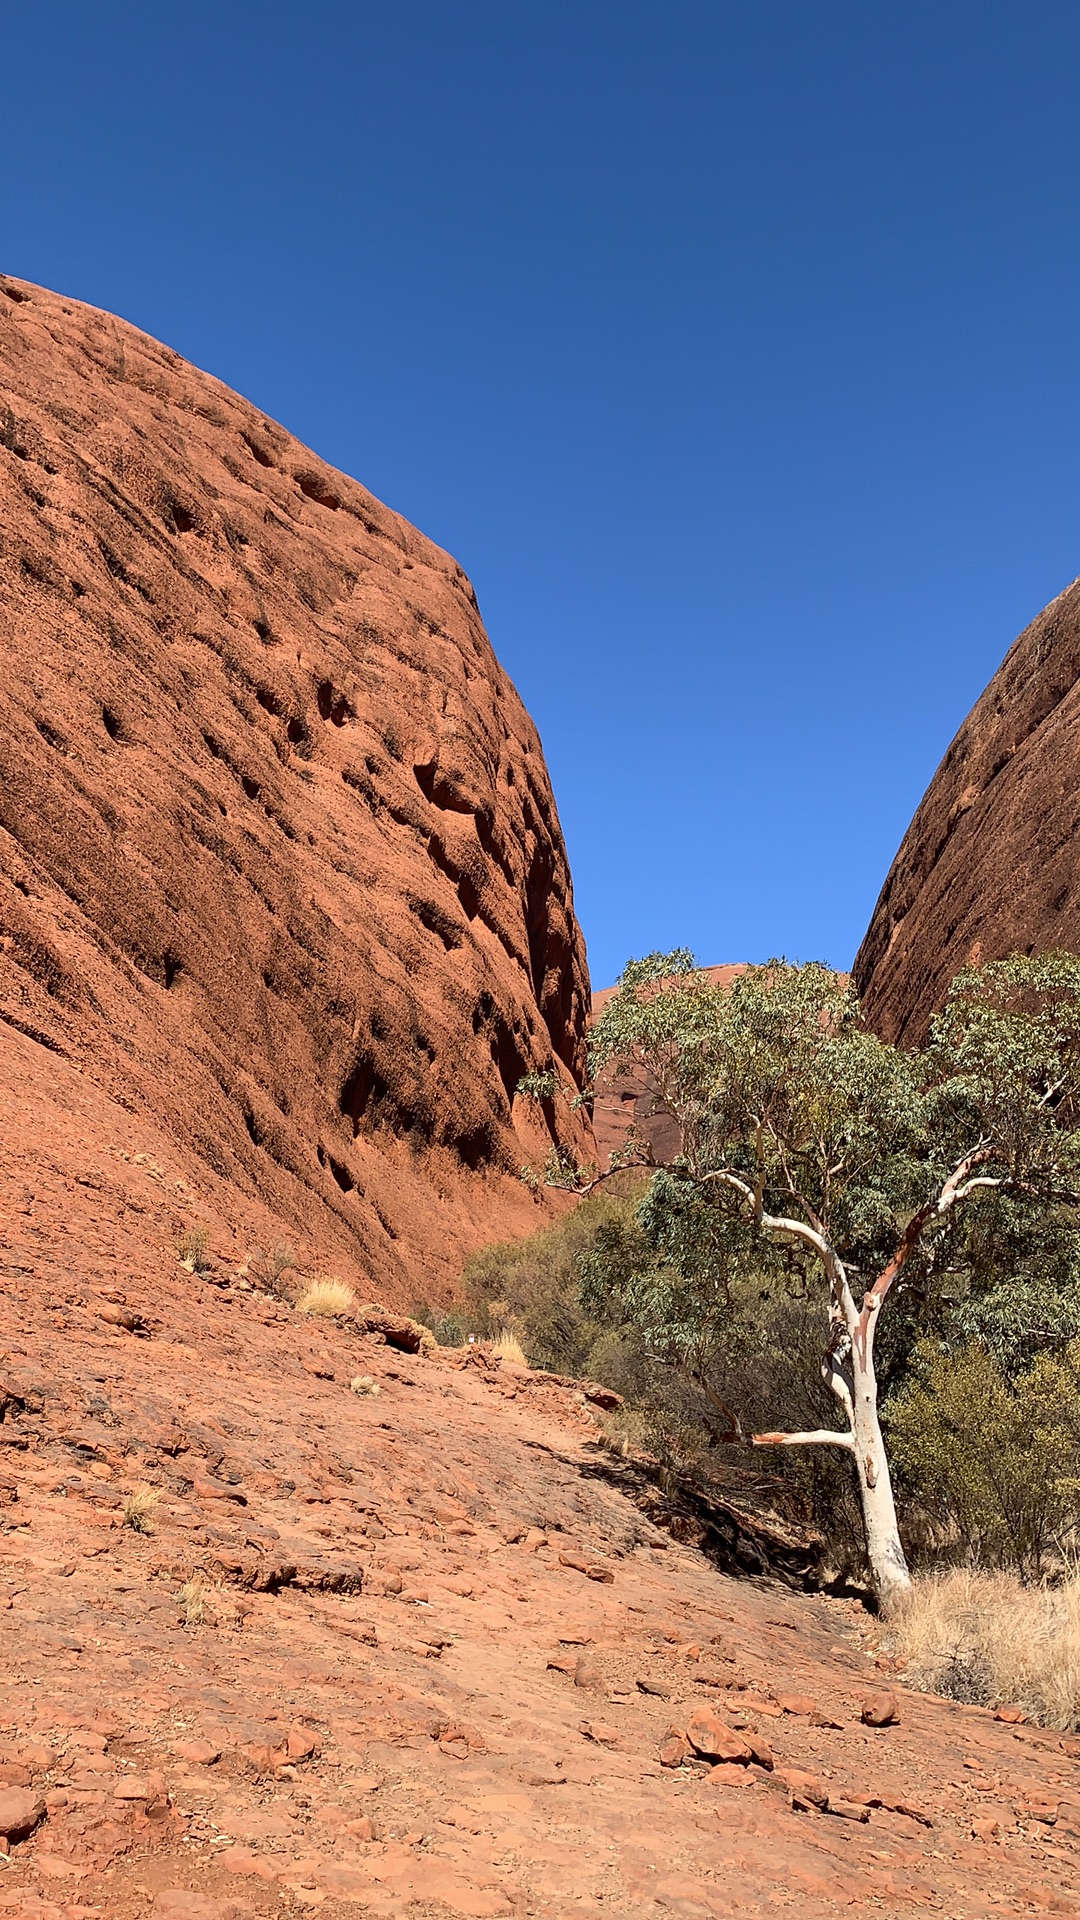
[855,576,1080,1044]
[0,274,591,1299]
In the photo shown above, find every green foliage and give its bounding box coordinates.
[585,949,1080,1367]
[920,952,1080,1365]
[459,1179,649,1374]
[887,1341,1080,1575]
[591,954,932,1278]
[578,949,1080,1576]
[580,1201,866,1554]
[928,949,1080,1182]
[408,1299,473,1348]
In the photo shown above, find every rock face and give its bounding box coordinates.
[855,577,1080,1045]
[0,274,590,1298]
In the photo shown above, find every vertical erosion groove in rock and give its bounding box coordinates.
[854,575,1080,1044]
[0,275,592,1295]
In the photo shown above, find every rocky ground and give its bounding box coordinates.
[4,1032,1080,1919]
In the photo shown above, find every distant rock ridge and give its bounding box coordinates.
[855,576,1080,1044]
[0,274,592,1298]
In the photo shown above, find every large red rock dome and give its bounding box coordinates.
[0,274,591,1298]
[855,576,1080,1044]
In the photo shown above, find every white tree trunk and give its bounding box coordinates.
[849,1344,911,1614]
[625,1166,920,1612]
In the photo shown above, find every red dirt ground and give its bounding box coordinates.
[3,1021,1080,1919]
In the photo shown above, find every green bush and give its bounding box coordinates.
[456,1180,861,1552]
[459,1177,649,1372]
[887,1341,1080,1575]
[408,1301,472,1348]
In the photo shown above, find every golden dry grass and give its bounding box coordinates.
[490,1330,528,1366]
[177,1578,206,1626]
[121,1485,160,1533]
[349,1374,381,1396]
[884,1568,1080,1730]
[177,1223,212,1273]
[297,1278,356,1318]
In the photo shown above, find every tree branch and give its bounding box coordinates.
[696,1380,749,1446]
[697,1169,859,1334]
[953,1174,1003,1200]
[537,1150,651,1196]
[822,1336,856,1422]
[857,1141,995,1356]
[752,1428,856,1453]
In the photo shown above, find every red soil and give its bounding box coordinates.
[1,1020,1078,1917]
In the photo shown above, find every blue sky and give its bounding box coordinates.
[5,3,1080,987]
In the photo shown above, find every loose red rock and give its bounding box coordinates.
[862,1691,900,1727]
[686,1709,752,1765]
[777,1768,830,1812]
[777,1693,819,1717]
[0,1788,46,1842]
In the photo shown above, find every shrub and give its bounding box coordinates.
[408,1300,470,1347]
[249,1241,300,1297]
[580,1212,865,1556]
[297,1278,356,1318]
[882,1568,1080,1729]
[350,1374,381,1396]
[597,1405,652,1458]
[460,1177,648,1370]
[584,1327,652,1400]
[887,1341,1080,1575]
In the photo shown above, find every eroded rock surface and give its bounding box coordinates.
[856,576,1080,1043]
[0,274,590,1298]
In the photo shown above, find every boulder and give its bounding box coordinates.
[0,1786,46,1843]
[685,1709,752,1764]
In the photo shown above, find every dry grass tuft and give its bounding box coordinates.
[883,1568,1080,1730]
[178,1223,212,1273]
[122,1485,160,1533]
[350,1374,381,1397]
[177,1578,207,1626]
[297,1278,356,1319]
[490,1330,528,1366]
[598,1406,651,1459]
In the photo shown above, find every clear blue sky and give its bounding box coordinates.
[5,3,1080,987]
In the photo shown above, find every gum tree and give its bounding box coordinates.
[541,950,1080,1613]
